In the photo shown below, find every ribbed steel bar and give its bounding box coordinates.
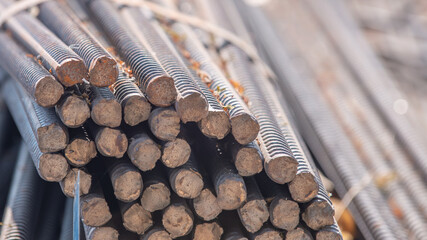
[111,70,151,126]
[167,152,204,199]
[0,0,87,87]
[85,84,122,128]
[84,0,177,107]
[119,201,153,235]
[3,77,69,153]
[38,1,118,87]
[1,80,69,182]
[59,167,92,198]
[122,7,208,123]
[220,139,263,177]
[0,32,64,107]
[107,158,143,202]
[35,183,65,240]
[234,1,401,238]
[55,90,91,128]
[140,163,171,212]
[165,20,259,145]
[220,45,297,184]
[64,0,152,126]
[237,177,269,233]
[315,48,427,237]
[272,0,426,234]
[162,192,194,238]
[64,126,97,167]
[174,48,231,139]
[0,142,44,240]
[193,134,247,210]
[306,0,427,181]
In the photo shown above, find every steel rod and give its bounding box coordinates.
[38,0,118,87]
[84,0,177,107]
[0,32,64,107]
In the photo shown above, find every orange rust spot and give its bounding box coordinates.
[229,78,244,95]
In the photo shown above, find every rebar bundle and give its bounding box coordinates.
[3,0,425,239]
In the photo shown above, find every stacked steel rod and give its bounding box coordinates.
[0,0,358,239]
[234,0,427,239]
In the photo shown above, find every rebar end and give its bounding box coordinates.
[231,113,260,145]
[35,76,64,107]
[89,56,118,87]
[146,76,177,107]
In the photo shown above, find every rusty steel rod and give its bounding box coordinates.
[220,139,263,177]
[4,78,69,153]
[194,135,247,210]
[255,172,300,231]
[0,32,64,107]
[162,192,194,238]
[112,70,152,126]
[59,167,92,198]
[0,0,87,86]
[107,158,143,202]
[192,221,224,240]
[140,163,171,212]
[167,153,204,199]
[64,126,97,167]
[122,7,208,123]
[83,224,119,240]
[84,0,177,107]
[55,90,91,128]
[38,0,118,87]
[148,107,181,141]
[88,120,128,158]
[237,177,269,233]
[2,80,69,182]
[80,184,113,227]
[168,22,259,145]
[190,165,222,221]
[84,85,123,128]
[126,125,161,172]
[119,201,153,235]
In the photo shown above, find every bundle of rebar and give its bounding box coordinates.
[0,0,353,239]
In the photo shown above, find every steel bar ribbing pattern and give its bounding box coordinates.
[234,1,400,238]
[111,70,151,126]
[123,7,208,123]
[0,32,64,107]
[87,85,122,128]
[0,0,87,86]
[85,0,177,107]
[221,45,298,184]
[175,51,230,139]
[169,22,259,145]
[0,142,44,240]
[306,0,427,181]
[38,1,118,87]
[2,80,69,182]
